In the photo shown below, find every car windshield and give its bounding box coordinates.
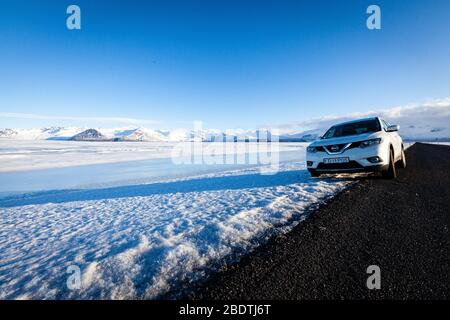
[322,119,381,139]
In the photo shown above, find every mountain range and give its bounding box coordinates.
[1,125,449,142]
[0,127,284,142]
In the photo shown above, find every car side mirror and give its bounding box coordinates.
[387,124,399,132]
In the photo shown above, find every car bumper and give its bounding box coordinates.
[306,143,390,173]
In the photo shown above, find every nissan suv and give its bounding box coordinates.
[306,117,406,179]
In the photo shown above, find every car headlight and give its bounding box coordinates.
[307,146,317,153]
[359,138,382,148]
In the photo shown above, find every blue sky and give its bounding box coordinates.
[1,0,449,129]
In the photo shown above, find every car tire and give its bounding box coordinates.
[382,148,397,179]
[309,170,321,177]
[398,147,406,169]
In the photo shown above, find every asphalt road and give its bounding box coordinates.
[186,143,450,300]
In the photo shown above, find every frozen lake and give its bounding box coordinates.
[0,141,308,195]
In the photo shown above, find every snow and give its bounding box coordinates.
[0,127,83,140]
[0,140,170,172]
[0,140,304,173]
[0,141,356,299]
[425,142,450,146]
[0,165,351,300]
[0,141,419,299]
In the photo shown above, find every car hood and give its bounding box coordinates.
[309,132,381,146]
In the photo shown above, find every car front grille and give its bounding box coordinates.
[324,143,348,153]
[319,141,363,154]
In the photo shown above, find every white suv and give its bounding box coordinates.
[306,117,406,179]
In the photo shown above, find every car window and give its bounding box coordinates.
[322,119,381,139]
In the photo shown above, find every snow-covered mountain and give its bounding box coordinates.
[0,126,263,142]
[1,124,449,142]
[113,128,168,142]
[393,125,450,141]
[0,128,18,138]
[280,128,325,142]
[71,129,109,141]
[0,127,252,142]
[0,127,84,140]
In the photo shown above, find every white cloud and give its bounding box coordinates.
[276,98,450,138]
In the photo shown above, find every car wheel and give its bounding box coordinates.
[382,149,397,179]
[309,170,321,177]
[398,147,406,169]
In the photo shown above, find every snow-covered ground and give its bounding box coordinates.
[0,141,361,299]
[0,164,353,300]
[0,141,419,299]
[425,142,450,146]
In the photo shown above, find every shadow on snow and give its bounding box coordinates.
[0,169,353,208]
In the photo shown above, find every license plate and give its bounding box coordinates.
[323,157,350,164]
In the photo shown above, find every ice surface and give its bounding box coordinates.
[0,140,306,173]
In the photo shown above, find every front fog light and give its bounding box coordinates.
[367,156,382,163]
[307,161,313,167]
